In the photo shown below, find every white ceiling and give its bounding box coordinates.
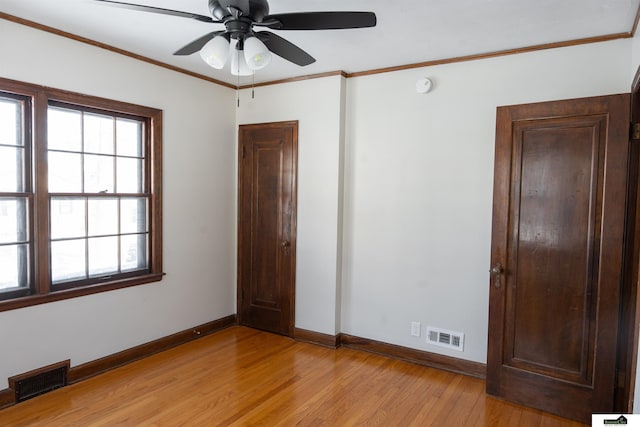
[1,0,639,85]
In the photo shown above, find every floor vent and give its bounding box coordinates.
[426,327,464,352]
[10,361,70,403]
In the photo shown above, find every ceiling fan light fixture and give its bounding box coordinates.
[231,47,254,76]
[243,36,271,70]
[199,35,230,69]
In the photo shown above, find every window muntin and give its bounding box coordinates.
[0,78,163,310]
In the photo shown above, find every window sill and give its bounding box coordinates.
[0,272,165,313]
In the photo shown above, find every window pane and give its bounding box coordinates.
[0,98,20,147]
[0,198,28,243]
[116,157,143,193]
[0,146,24,192]
[0,244,28,290]
[116,118,143,157]
[121,198,147,234]
[51,239,86,283]
[49,152,82,193]
[48,107,81,152]
[121,234,148,272]
[88,198,118,236]
[51,198,85,239]
[88,236,118,276]
[84,154,114,193]
[84,113,114,155]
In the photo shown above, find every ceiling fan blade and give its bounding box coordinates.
[255,31,315,66]
[260,12,376,30]
[94,0,219,23]
[173,31,226,55]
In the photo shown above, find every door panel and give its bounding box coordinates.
[508,117,603,385]
[238,121,297,336]
[487,94,630,423]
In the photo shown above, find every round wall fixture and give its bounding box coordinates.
[416,77,433,94]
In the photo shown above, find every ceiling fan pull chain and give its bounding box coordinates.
[252,72,255,99]
[237,48,241,107]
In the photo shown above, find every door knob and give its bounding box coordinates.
[281,240,290,256]
[490,262,503,288]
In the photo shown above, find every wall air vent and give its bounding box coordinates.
[9,360,69,403]
[426,326,464,352]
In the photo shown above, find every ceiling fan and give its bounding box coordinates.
[95,0,377,75]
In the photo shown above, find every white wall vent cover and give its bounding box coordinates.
[426,326,464,352]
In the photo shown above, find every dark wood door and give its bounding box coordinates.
[238,121,297,336]
[486,94,630,423]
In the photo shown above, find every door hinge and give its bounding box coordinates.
[632,122,640,140]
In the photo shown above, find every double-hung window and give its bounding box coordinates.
[0,78,163,311]
[0,92,31,300]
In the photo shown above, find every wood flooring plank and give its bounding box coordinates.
[228,346,342,425]
[0,326,589,426]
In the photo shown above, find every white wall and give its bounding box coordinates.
[236,76,345,335]
[633,30,640,82]
[0,20,237,383]
[341,40,632,363]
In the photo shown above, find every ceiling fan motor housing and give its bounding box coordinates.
[209,0,269,22]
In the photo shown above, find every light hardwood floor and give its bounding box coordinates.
[0,326,587,426]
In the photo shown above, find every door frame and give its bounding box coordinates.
[616,69,640,412]
[236,120,298,337]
